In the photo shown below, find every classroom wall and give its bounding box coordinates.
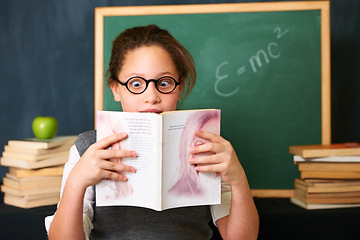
[0,0,359,179]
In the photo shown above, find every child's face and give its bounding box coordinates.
[111,45,182,113]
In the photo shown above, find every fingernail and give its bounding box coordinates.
[132,152,137,157]
[189,147,195,153]
[122,175,128,181]
[130,167,136,172]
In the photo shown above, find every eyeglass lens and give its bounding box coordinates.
[127,77,177,94]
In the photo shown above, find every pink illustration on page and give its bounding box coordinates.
[96,112,134,200]
[168,110,221,196]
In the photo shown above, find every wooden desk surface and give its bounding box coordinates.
[1,193,360,240]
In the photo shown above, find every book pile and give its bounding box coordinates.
[289,142,360,209]
[0,136,77,208]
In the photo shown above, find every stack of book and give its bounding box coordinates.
[289,142,360,209]
[0,136,77,208]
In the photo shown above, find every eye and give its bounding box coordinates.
[128,78,144,89]
[157,77,175,89]
[159,80,171,87]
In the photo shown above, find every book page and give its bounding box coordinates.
[161,110,221,210]
[96,111,162,210]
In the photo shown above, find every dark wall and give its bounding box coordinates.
[0,0,359,179]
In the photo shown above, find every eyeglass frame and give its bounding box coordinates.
[114,76,181,94]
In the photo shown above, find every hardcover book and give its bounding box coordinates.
[7,136,77,149]
[294,155,360,163]
[96,109,221,211]
[8,166,64,178]
[289,142,360,158]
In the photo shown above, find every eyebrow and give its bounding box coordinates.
[127,72,177,79]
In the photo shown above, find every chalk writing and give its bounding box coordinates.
[274,27,289,39]
[214,27,289,97]
[215,61,240,97]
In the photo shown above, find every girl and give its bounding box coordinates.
[46,24,259,240]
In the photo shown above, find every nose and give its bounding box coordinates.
[143,82,160,104]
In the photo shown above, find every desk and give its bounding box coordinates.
[0,192,56,240]
[1,194,360,240]
[256,198,360,240]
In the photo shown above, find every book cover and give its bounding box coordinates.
[3,174,62,190]
[297,188,360,199]
[290,197,360,210]
[289,143,360,158]
[0,155,68,169]
[7,135,77,149]
[8,166,64,178]
[2,150,69,162]
[297,162,360,172]
[96,109,221,211]
[294,155,360,163]
[294,178,360,193]
[4,142,73,155]
[1,184,61,197]
[4,193,59,208]
[300,171,360,179]
[294,188,360,204]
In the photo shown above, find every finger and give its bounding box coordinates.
[194,163,223,173]
[101,160,136,173]
[190,142,221,155]
[95,133,128,149]
[102,170,129,182]
[194,130,223,143]
[189,154,221,165]
[99,149,138,159]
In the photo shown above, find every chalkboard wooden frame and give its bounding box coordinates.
[94,1,331,197]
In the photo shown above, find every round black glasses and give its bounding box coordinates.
[115,76,181,94]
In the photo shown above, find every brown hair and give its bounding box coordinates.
[107,24,196,98]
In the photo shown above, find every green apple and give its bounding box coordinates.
[32,116,58,139]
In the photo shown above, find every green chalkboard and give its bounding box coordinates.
[95,2,331,192]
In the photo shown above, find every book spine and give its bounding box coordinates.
[158,115,163,210]
[300,171,360,179]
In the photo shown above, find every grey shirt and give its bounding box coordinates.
[75,130,214,240]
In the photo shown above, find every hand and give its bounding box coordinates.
[188,130,245,186]
[67,133,137,192]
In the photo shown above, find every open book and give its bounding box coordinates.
[96,109,221,211]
